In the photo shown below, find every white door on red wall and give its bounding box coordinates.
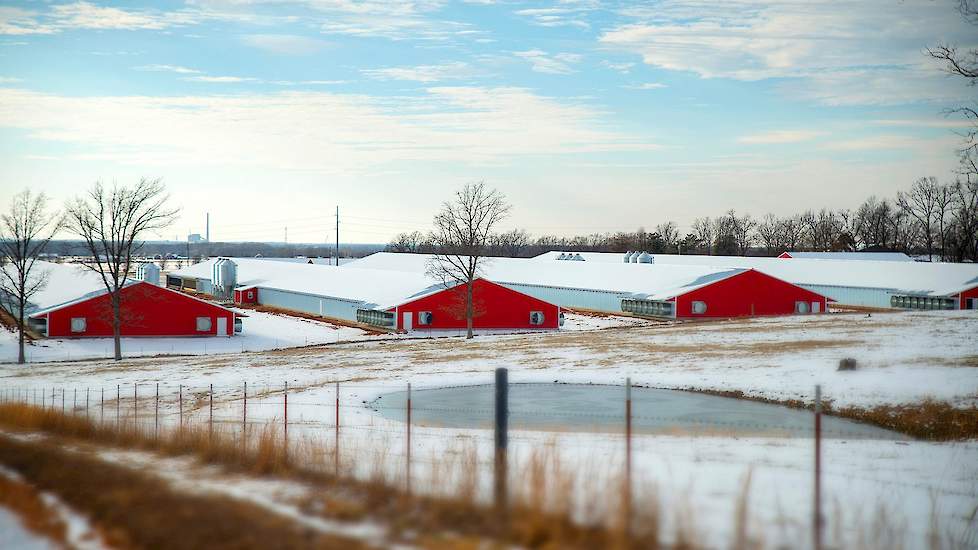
[402,312,413,332]
[812,302,821,313]
[217,317,228,337]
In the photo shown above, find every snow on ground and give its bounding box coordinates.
[0,307,398,363]
[1,309,976,548]
[0,310,641,364]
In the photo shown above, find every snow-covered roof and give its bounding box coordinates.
[530,251,978,297]
[781,251,913,262]
[344,253,762,301]
[0,261,139,317]
[172,258,451,309]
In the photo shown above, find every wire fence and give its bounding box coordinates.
[0,374,964,549]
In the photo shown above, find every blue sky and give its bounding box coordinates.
[0,0,975,243]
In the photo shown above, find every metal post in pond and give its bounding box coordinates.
[85,388,89,421]
[133,384,138,429]
[494,368,509,515]
[116,385,120,426]
[61,388,65,414]
[179,384,183,431]
[814,384,823,550]
[100,387,104,423]
[155,383,159,439]
[625,377,633,537]
[406,382,412,496]
[209,383,213,440]
[73,388,76,414]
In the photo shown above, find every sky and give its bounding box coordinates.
[0,0,975,243]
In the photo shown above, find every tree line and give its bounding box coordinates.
[386,177,978,261]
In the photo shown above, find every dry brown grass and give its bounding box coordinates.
[0,402,665,549]
[0,433,368,550]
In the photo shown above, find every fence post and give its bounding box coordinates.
[283,381,288,462]
[86,388,89,420]
[116,385,120,426]
[625,377,632,538]
[133,384,138,429]
[334,381,340,476]
[61,388,65,414]
[814,384,823,550]
[42,387,45,409]
[406,382,412,496]
[179,384,183,432]
[243,381,248,446]
[73,388,77,414]
[155,383,159,439]
[209,383,213,440]
[100,387,104,423]
[494,368,509,516]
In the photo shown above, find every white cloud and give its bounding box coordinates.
[0,76,22,83]
[0,87,656,174]
[738,130,825,144]
[514,50,583,75]
[0,2,207,35]
[623,82,667,90]
[361,61,477,82]
[821,135,941,151]
[599,0,978,105]
[182,75,256,83]
[873,118,976,129]
[515,3,596,30]
[602,61,635,74]
[136,64,202,75]
[240,34,329,55]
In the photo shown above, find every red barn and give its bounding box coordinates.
[670,269,830,317]
[233,286,259,305]
[391,278,560,332]
[29,281,239,338]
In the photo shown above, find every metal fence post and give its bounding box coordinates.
[334,381,340,476]
[133,384,138,429]
[179,384,183,432]
[243,381,248,445]
[61,388,65,414]
[42,387,45,409]
[209,383,213,440]
[625,377,632,538]
[155,383,159,439]
[494,368,509,515]
[116,385,120,426]
[406,382,412,496]
[100,387,104,423]
[814,384,823,550]
[283,381,289,462]
[85,388,89,420]
[73,388,77,414]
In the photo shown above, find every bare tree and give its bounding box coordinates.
[427,182,510,339]
[0,190,62,364]
[928,0,978,158]
[64,180,179,360]
[897,177,941,260]
[691,217,715,254]
[755,213,783,254]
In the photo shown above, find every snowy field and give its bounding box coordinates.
[1,310,976,547]
[0,311,648,364]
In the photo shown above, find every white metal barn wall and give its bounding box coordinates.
[498,282,630,313]
[797,284,894,309]
[257,288,365,323]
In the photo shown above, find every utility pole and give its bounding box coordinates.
[335,206,340,266]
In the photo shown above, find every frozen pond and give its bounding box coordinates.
[367,383,907,439]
